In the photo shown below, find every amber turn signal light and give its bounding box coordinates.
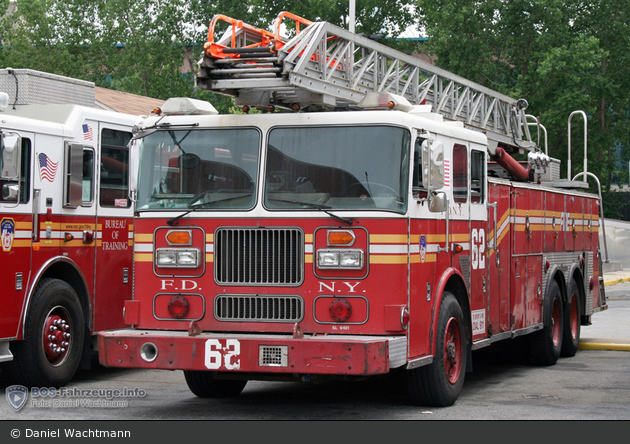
[166,230,191,245]
[327,230,355,246]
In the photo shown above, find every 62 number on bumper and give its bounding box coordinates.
[205,339,241,370]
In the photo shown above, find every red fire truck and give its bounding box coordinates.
[97,13,607,406]
[0,69,138,387]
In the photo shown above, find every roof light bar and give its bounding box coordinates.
[357,92,414,112]
[160,97,218,116]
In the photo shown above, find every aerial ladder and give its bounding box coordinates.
[196,11,536,157]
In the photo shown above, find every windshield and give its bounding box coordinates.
[264,125,410,213]
[136,128,260,210]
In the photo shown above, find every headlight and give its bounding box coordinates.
[176,250,198,266]
[317,249,364,269]
[156,250,177,266]
[339,251,363,268]
[155,248,200,268]
[317,250,340,268]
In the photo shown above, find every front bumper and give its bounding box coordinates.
[98,329,407,376]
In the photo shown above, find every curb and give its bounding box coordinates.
[578,341,630,352]
[603,276,630,286]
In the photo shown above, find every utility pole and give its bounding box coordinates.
[349,0,355,33]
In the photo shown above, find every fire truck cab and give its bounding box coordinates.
[0,69,138,387]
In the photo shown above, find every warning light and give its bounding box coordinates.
[329,298,352,322]
[168,295,190,319]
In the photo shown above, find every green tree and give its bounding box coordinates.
[416,0,630,204]
[1,0,420,112]
[247,0,417,37]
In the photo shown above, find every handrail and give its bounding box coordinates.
[572,171,609,263]
[568,110,588,181]
[273,11,312,47]
[526,114,547,155]
[205,14,275,59]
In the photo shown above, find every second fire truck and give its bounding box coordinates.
[0,69,138,387]
[98,13,607,406]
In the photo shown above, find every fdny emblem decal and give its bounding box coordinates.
[420,235,427,263]
[1,217,15,252]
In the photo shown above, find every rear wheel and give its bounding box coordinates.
[405,292,467,407]
[184,371,247,398]
[1,278,84,387]
[561,277,582,357]
[529,280,563,365]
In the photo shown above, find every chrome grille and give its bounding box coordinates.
[214,295,304,322]
[214,228,303,285]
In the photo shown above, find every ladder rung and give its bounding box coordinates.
[214,58,279,65]
[222,47,274,54]
[216,72,280,79]
[211,67,281,75]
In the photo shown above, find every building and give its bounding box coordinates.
[95,86,164,116]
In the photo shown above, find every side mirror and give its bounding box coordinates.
[1,132,21,180]
[429,191,448,213]
[128,138,141,197]
[2,183,19,201]
[421,137,444,190]
[63,143,83,208]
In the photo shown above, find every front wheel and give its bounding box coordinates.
[405,292,467,407]
[1,278,85,387]
[184,371,247,398]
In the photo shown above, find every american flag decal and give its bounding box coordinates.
[83,124,93,141]
[38,153,59,182]
[443,159,451,186]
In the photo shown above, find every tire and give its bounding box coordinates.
[561,277,581,357]
[184,371,247,398]
[1,278,85,388]
[529,280,563,366]
[405,292,467,407]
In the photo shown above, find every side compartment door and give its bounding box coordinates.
[0,133,33,339]
[487,181,511,335]
[93,125,133,332]
[511,186,544,330]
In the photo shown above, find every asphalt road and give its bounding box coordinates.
[1,281,628,428]
[1,339,628,422]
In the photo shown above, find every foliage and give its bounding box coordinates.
[247,0,417,37]
[0,0,417,114]
[415,0,630,202]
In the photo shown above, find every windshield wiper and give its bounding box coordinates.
[268,198,358,225]
[166,206,200,226]
[166,194,252,226]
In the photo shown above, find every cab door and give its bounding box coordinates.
[467,146,489,342]
[59,141,97,316]
[0,132,33,339]
[93,125,134,332]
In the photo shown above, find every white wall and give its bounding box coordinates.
[601,218,630,269]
